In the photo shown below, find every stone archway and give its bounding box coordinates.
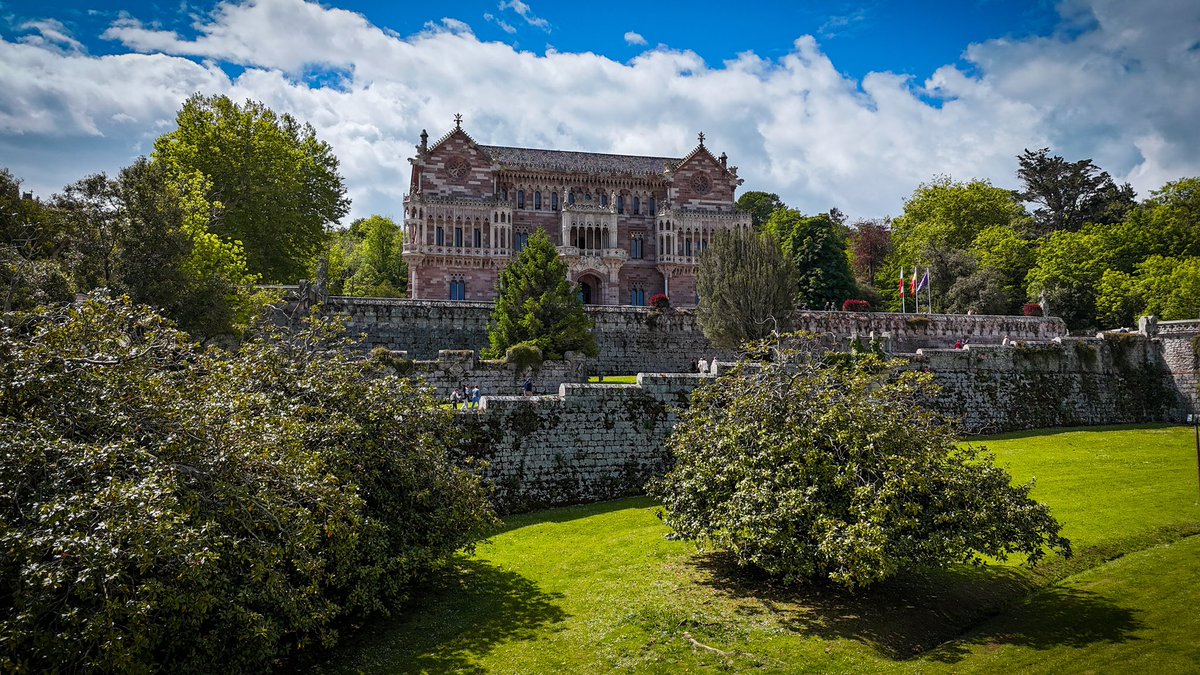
[577,272,603,305]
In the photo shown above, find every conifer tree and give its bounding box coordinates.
[484,228,596,360]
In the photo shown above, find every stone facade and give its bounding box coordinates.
[401,118,751,306]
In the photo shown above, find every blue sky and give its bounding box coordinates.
[1,0,1198,223]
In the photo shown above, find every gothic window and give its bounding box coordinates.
[474,228,482,247]
[568,191,575,205]
[691,173,712,195]
[534,191,542,210]
[517,190,525,208]
[630,287,646,306]
[600,193,609,207]
[630,234,644,259]
[649,197,656,216]
[617,195,625,214]
[435,226,444,246]
[633,196,640,215]
[551,191,559,211]
[454,227,463,247]
[514,231,530,253]
[449,279,466,301]
[445,155,470,178]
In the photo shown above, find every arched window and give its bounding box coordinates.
[435,226,444,246]
[568,191,575,205]
[617,195,625,214]
[517,190,525,208]
[551,191,559,211]
[633,196,640,215]
[649,197,656,216]
[600,193,609,207]
[534,191,542,210]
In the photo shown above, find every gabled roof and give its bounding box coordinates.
[479,145,678,176]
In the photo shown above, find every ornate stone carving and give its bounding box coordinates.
[445,155,470,178]
[690,173,712,194]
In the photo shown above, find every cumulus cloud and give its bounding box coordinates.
[2,0,1199,225]
[624,31,647,46]
[17,19,85,53]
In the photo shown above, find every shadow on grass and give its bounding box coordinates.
[317,557,567,674]
[691,552,1141,663]
[967,421,1176,442]
[491,495,657,535]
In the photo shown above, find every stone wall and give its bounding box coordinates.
[1154,319,1200,419]
[912,336,1182,434]
[407,349,586,399]
[317,296,1068,372]
[456,330,1194,512]
[463,374,707,512]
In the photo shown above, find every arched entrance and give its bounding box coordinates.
[577,273,603,305]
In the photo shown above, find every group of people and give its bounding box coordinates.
[449,384,482,411]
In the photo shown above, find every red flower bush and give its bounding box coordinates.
[842,299,871,312]
[1022,303,1044,317]
[649,293,670,309]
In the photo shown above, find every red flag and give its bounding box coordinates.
[898,267,906,297]
[910,267,918,294]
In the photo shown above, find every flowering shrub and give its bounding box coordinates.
[649,293,670,309]
[842,299,871,312]
[1023,303,1045,316]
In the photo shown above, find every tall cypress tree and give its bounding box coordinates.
[484,228,596,360]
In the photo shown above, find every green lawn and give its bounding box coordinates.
[587,375,639,384]
[318,425,1200,674]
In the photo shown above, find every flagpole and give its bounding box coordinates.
[927,267,933,314]
[900,267,906,313]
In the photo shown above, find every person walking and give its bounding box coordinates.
[469,384,481,410]
[522,377,533,396]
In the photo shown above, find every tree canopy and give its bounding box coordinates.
[651,335,1070,590]
[485,228,596,360]
[736,191,786,228]
[765,209,858,308]
[324,215,408,297]
[153,94,350,283]
[695,228,795,349]
[1017,147,1136,235]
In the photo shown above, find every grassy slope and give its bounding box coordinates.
[321,425,1200,674]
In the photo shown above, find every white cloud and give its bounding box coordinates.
[484,12,517,34]
[499,0,549,32]
[624,31,647,46]
[2,0,1199,226]
[17,19,85,53]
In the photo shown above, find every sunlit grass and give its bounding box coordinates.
[318,424,1200,674]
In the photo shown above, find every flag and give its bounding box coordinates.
[898,267,906,297]
[916,269,929,293]
[910,267,918,294]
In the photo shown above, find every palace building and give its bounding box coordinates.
[402,116,752,306]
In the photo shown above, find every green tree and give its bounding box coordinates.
[736,191,785,228]
[1025,227,1114,329]
[1097,256,1200,326]
[650,335,1070,590]
[153,94,350,283]
[1,169,74,311]
[1017,148,1136,235]
[695,228,795,349]
[970,225,1038,314]
[337,215,408,298]
[891,176,1029,263]
[484,228,595,360]
[765,209,857,308]
[847,218,893,285]
[0,295,495,672]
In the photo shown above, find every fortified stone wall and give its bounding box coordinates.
[463,374,707,512]
[460,330,1194,512]
[406,349,587,399]
[317,296,1068,372]
[1153,319,1200,418]
[912,336,1183,434]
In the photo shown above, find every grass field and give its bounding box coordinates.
[587,375,639,384]
[319,424,1200,674]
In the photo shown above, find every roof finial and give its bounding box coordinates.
[697,131,705,147]
[454,113,463,129]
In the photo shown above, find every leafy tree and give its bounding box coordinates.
[944,266,1010,315]
[891,176,1029,264]
[0,295,495,672]
[1025,227,1114,329]
[1,169,74,311]
[1096,256,1200,326]
[650,335,1070,590]
[153,94,350,283]
[765,209,857,308]
[847,218,893,284]
[970,225,1037,314]
[484,228,595,359]
[330,215,408,298]
[695,228,795,349]
[1017,148,1136,235]
[735,191,785,228]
